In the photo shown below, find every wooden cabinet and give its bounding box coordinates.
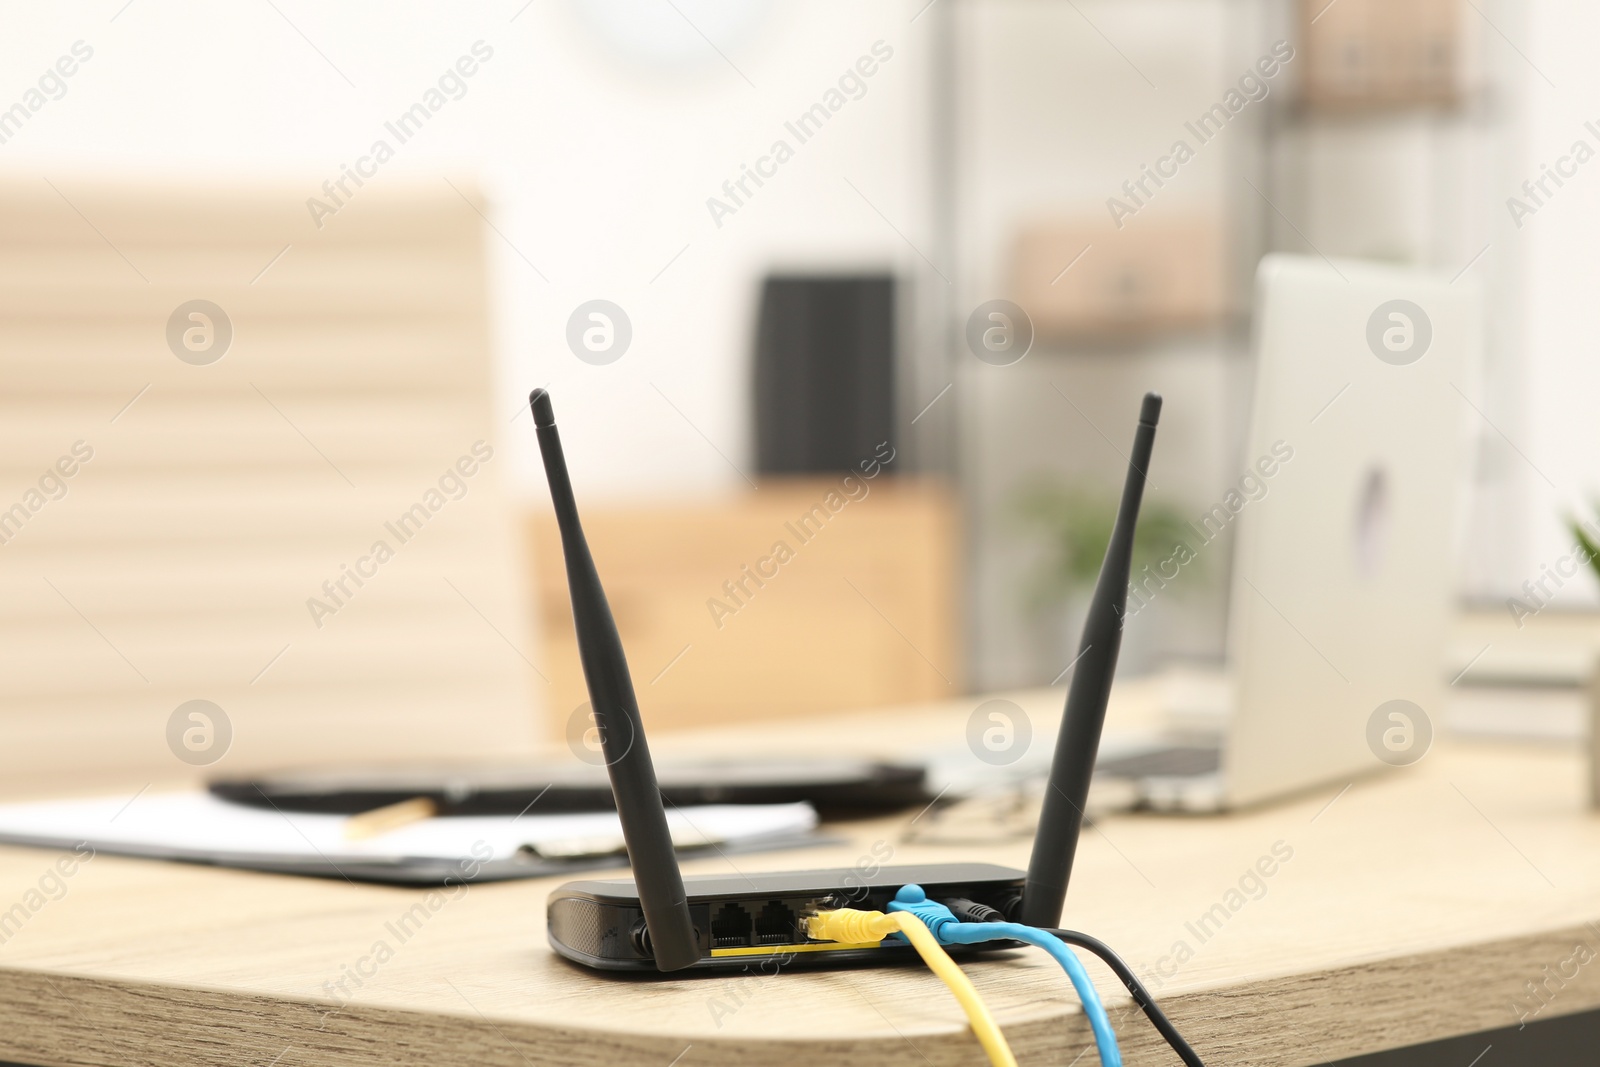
[529,479,961,734]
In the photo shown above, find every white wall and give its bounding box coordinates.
[1512,0,1600,608]
[0,0,936,503]
[7,0,1595,693]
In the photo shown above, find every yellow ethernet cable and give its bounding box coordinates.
[805,908,1017,1067]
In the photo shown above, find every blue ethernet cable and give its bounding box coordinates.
[887,885,1122,1067]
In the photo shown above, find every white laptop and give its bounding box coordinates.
[1097,254,1480,810]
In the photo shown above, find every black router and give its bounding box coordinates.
[532,387,1160,972]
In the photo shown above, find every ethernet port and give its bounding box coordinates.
[754,901,797,946]
[711,903,753,948]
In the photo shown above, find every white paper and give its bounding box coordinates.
[0,790,818,866]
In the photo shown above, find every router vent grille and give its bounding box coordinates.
[549,897,637,960]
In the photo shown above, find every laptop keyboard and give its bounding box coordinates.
[1096,744,1221,779]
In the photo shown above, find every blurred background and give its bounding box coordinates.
[1,0,1596,793]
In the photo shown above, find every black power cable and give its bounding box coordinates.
[1045,928,1206,1067]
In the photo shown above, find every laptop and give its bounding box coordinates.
[1096,254,1480,811]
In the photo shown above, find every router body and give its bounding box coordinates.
[547,863,1024,972]
[528,387,1159,974]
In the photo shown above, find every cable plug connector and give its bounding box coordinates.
[803,907,895,945]
[886,884,958,939]
[804,904,1019,1067]
[942,897,1004,924]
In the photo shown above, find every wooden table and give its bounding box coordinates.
[2,686,1599,1066]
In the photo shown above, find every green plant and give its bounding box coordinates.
[1569,512,1600,581]
[1012,479,1198,611]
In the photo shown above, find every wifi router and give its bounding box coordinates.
[531,387,1160,973]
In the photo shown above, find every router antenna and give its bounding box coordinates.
[1020,392,1161,929]
[529,388,700,971]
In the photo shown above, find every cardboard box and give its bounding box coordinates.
[1009,218,1226,340]
[1301,0,1459,108]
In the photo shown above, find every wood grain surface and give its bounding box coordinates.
[2,683,1598,1066]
